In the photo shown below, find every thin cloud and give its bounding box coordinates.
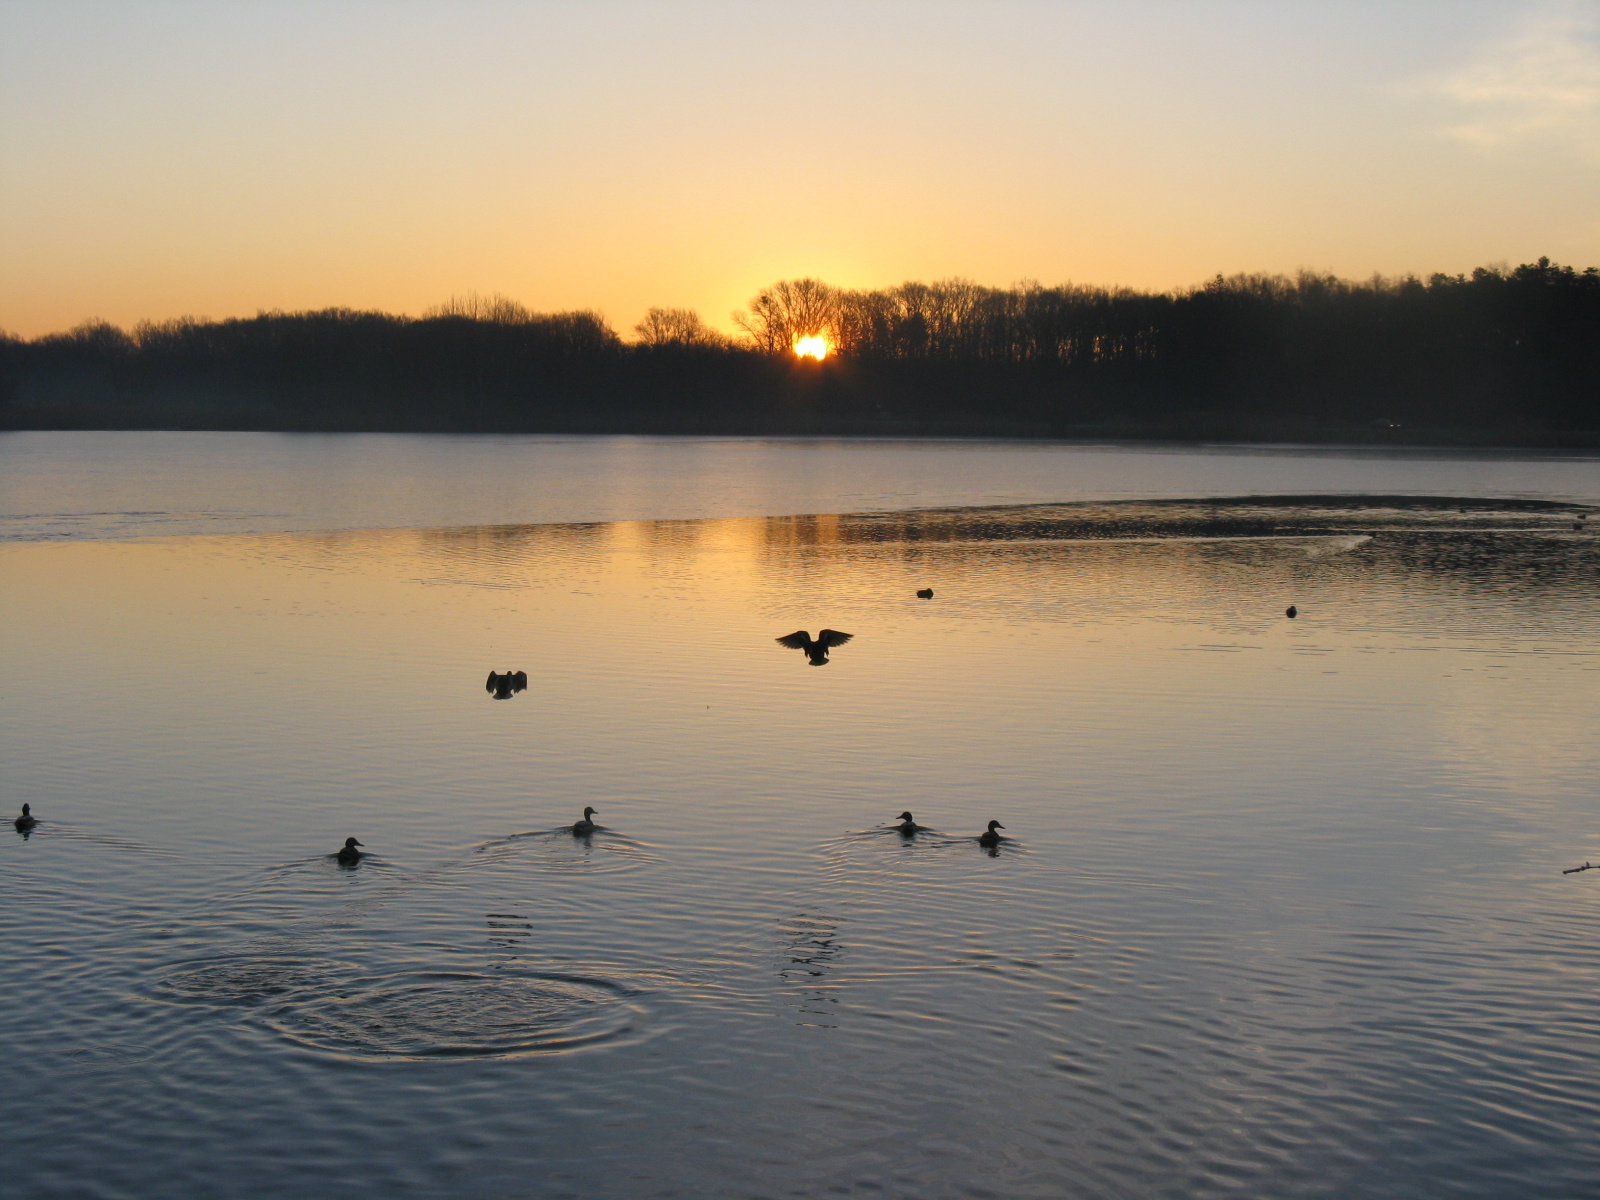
[1427,2,1600,153]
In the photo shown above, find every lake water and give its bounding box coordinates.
[5,430,1600,541]
[3,433,1599,1199]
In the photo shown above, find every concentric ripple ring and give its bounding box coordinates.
[263,970,642,1059]
[154,957,347,1007]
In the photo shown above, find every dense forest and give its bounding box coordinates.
[3,259,1596,444]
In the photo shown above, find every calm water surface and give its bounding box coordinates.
[5,430,1600,540]
[3,436,1599,1199]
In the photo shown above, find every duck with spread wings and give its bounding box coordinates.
[486,670,529,699]
[775,629,853,666]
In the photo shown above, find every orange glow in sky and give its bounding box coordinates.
[0,3,1594,339]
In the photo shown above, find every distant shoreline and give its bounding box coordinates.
[5,260,1595,448]
[4,414,1595,450]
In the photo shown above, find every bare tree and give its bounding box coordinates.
[423,292,535,323]
[733,279,840,353]
[633,307,730,347]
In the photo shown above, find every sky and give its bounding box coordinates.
[1,0,1597,339]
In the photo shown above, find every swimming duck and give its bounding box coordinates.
[894,811,925,835]
[14,804,36,832]
[571,807,598,836]
[335,837,364,864]
[1285,605,1297,619]
[916,588,934,599]
[776,629,853,666]
[977,820,1005,848]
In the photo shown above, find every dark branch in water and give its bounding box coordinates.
[1563,862,1595,874]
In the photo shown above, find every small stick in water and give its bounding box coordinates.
[1562,862,1594,874]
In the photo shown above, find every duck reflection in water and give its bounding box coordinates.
[776,629,853,666]
[485,670,528,699]
[14,804,37,836]
[333,836,365,866]
[778,913,843,1027]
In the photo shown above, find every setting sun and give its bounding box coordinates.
[793,335,830,361]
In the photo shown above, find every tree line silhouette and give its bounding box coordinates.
[3,259,1595,443]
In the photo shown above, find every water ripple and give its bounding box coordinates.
[152,956,356,1007]
[264,969,645,1060]
[472,828,662,874]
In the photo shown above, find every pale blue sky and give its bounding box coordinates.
[1,0,1595,336]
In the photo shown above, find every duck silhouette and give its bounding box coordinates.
[14,804,37,833]
[1285,605,1298,619]
[334,837,364,865]
[571,806,598,836]
[894,811,926,835]
[916,588,934,599]
[486,670,528,699]
[776,629,853,665]
[977,820,1005,848]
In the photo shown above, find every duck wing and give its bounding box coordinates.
[512,671,528,690]
[776,631,813,650]
[816,629,853,648]
[485,671,500,692]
